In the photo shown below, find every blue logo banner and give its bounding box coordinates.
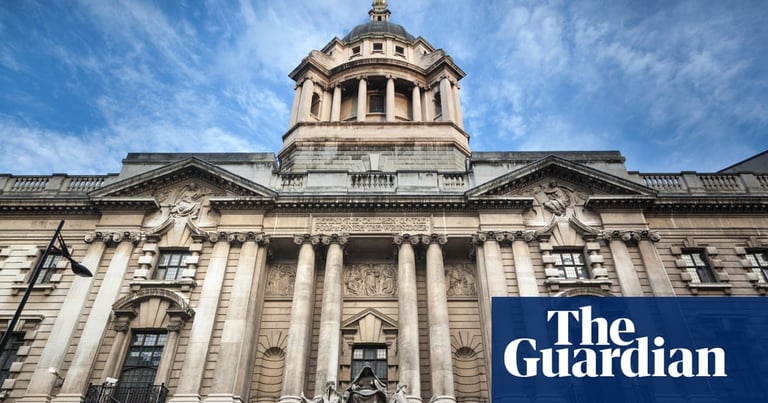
[491,297,768,402]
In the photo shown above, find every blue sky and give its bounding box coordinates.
[0,0,766,175]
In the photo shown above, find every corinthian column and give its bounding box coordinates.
[279,234,320,403]
[422,234,456,403]
[330,85,342,122]
[411,85,422,122]
[314,234,348,397]
[386,76,396,122]
[393,234,421,402]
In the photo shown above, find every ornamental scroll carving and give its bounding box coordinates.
[344,264,397,297]
[266,264,296,297]
[445,264,477,297]
[314,217,430,234]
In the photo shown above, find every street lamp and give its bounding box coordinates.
[0,220,93,354]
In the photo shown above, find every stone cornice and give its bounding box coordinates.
[645,196,768,213]
[584,196,657,210]
[0,198,97,215]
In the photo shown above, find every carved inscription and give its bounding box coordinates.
[266,264,296,297]
[345,264,397,297]
[445,264,477,297]
[313,217,430,234]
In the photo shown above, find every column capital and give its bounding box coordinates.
[294,233,321,246]
[393,233,420,246]
[85,231,143,245]
[321,233,349,246]
[357,75,367,82]
[227,232,248,245]
[420,233,447,246]
[601,230,661,243]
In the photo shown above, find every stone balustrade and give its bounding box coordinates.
[632,172,768,194]
[0,174,117,195]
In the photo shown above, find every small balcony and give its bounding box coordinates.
[84,383,168,403]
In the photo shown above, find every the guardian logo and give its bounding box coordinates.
[503,306,726,378]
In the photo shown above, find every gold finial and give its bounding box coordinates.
[372,0,388,12]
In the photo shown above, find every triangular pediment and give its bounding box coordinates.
[90,157,277,200]
[342,308,398,330]
[467,155,657,199]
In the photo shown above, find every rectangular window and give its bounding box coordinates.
[372,42,383,52]
[394,45,404,56]
[0,332,23,386]
[154,252,188,281]
[352,46,361,56]
[746,251,768,282]
[351,345,387,383]
[34,253,61,285]
[681,251,715,283]
[368,93,385,113]
[120,332,166,388]
[553,250,588,279]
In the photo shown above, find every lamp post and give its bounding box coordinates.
[0,220,93,354]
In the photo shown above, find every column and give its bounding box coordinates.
[452,82,463,129]
[297,77,315,123]
[386,76,396,122]
[168,237,232,403]
[470,236,491,398]
[638,232,675,296]
[289,85,301,126]
[411,85,422,122]
[511,233,539,296]
[480,232,508,298]
[21,240,105,402]
[206,233,269,402]
[605,232,644,296]
[439,77,454,123]
[52,239,136,403]
[314,234,347,397]
[356,77,367,122]
[321,89,332,121]
[330,85,342,122]
[279,235,319,403]
[393,235,421,402]
[423,87,433,121]
[101,317,132,380]
[154,316,185,386]
[422,234,456,403]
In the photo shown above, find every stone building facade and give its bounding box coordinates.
[0,1,767,402]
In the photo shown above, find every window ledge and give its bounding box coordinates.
[11,284,56,296]
[687,282,732,295]
[544,278,612,292]
[130,278,197,292]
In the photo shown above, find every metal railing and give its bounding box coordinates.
[84,383,168,403]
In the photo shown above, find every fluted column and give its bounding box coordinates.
[314,234,348,397]
[53,238,137,403]
[439,77,454,123]
[411,85,422,122]
[331,85,342,122]
[206,233,270,402]
[356,77,367,122]
[169,236,232,403]
[21,239,105,403]
[422,234,456,403]
[280,234,320,403]
[393,235,421,402]
[386,76,396,122]
[298,77,315,122]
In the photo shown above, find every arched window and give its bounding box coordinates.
[310,93,321,117]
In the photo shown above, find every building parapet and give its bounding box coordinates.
[0,174,119,195]
[630,171,768,195]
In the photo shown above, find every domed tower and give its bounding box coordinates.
[279,0,468,173]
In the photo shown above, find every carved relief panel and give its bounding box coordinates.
[519,179,600,228]
[265,264,296,297]
[344,264,397,297]
[142,180,226,229]
[445,263,477,297]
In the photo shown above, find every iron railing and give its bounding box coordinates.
[84,383,168,403]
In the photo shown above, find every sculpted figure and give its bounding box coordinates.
[542,180,571,216]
